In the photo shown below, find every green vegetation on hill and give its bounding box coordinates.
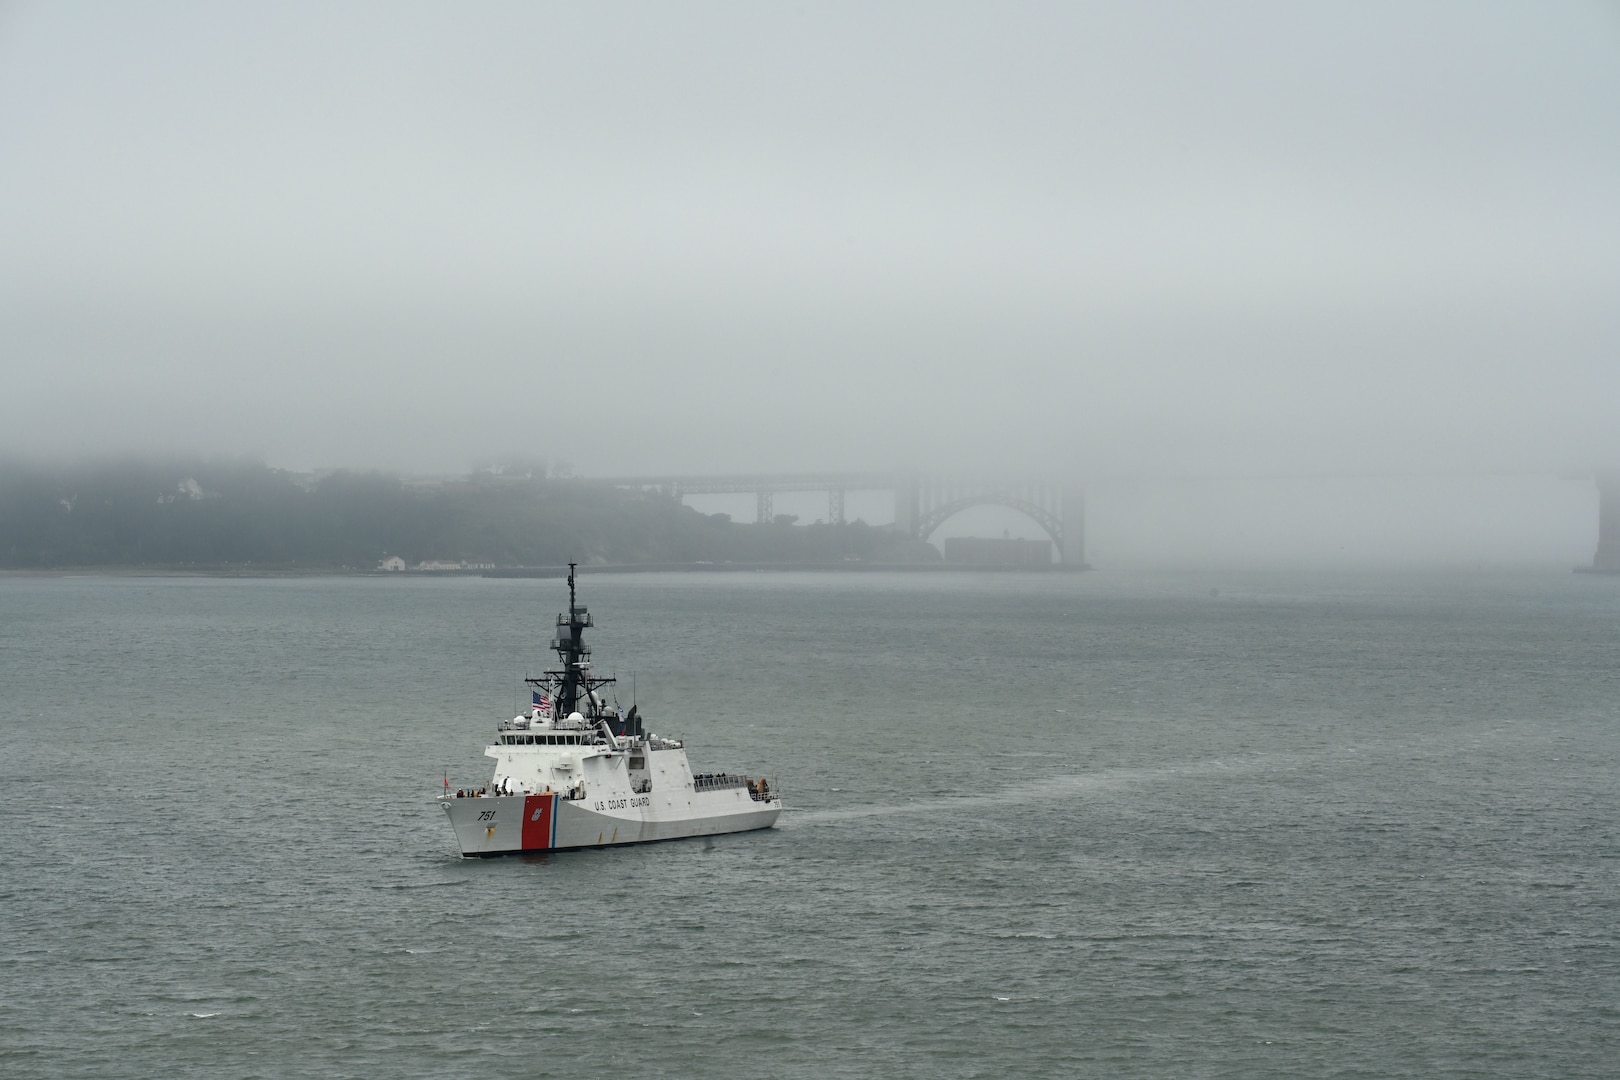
[0,458,938,569]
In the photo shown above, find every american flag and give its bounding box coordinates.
[532,690,551,711]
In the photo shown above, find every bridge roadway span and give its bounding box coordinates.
[594,472,1086,567]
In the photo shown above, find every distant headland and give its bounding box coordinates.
[0,457,1009,572]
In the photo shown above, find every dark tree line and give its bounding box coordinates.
[0,458,937,569]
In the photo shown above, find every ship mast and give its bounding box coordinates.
[527,562,615,719]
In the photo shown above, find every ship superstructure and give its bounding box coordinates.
[438,565,781,855]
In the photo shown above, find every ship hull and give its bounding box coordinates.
[440,790,781,856]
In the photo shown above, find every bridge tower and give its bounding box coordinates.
[1061,486,1086,567]
[894,475,919,537]
[1594,472,1620,572]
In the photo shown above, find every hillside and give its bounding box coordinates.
[0,458,938,569]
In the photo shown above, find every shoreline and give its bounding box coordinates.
[1,560,1090,578]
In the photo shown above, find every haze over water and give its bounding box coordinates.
[2,569,1616,1077]
[3,2,1618,480]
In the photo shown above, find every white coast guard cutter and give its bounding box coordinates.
[439,565,782,856]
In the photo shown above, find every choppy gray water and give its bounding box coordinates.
[2,569,1617,1078]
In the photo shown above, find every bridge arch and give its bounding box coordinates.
[914,494,1065,558]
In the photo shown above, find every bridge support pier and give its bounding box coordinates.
[756,490,774,524]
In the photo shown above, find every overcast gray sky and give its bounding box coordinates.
[2,1,1618,481]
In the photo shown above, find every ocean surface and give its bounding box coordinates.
[1,568,1616,1078]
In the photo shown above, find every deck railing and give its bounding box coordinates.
[693,773,778,802]
[693,773,747,793]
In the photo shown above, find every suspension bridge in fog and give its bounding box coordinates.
[592,469,1620,573]
[594,472,1089,567]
